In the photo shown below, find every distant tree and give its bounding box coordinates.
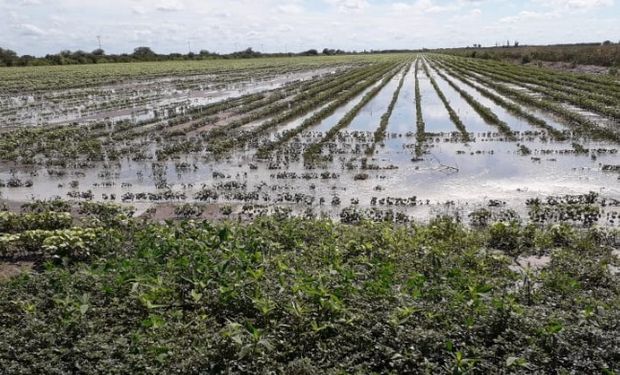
[92,48,105,56]
[602,40,612,46]
[133,46,157,60]
[230,48,261,58]
[0,47,18,66]
[514,41,519,47]
[299,49,318,56]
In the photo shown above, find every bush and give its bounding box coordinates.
[488,221,522,255]
[0,212,618,373]
[521,54,531,64]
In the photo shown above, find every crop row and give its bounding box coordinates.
[366,63,412,155]
[460,56,620,101]
[213,61,406,154]
[414,59,426,158]
[255,61,405,158]
[0,55,376,92]
[203,61,401,151]
[447,57,620,120]
[420,59,470,141]
[436,56,620,143]
[429,61,517,141]
[427,58,566,140]
[302,63,407,161]
[458,57,620,104]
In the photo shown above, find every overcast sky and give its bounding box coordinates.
[1,0,618,56]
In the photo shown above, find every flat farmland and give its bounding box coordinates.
[1,54,619,226]
[1,53,620,374]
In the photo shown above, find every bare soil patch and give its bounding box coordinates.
[0,261,34,282]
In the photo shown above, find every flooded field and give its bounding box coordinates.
[1,54,619,225]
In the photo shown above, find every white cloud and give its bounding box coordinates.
[325,0,369,12]
[18,0,41,5]
[533,0,614,10]
[277,4,304,14]
[131,6,147,15]
[0,0,617,56]
[156,0,184,12]
[18,23,45,36]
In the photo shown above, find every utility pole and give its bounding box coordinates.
[97,35,102,50]
[188,41,191,54]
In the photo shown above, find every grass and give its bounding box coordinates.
[0,203,618,373]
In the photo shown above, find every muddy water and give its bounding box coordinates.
[418,66,469,134]
[0,68,339,128]
[307,80,383,134]
[1,63,619,224]
[1,132,618,223]
[347,72,403,132]
[425,70,497,134]
[385,68,416,135]
[443,69,570,133]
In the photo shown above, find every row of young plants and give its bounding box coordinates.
[437,56,620,143]
[204,61,394,141]
[454,58,620,121]
[0,55,370,92]
[0,124,104,165]
[365,63,412,156]
[0,64,374,166]
[131,67,353,141]
[255,61,405,159]
[420,59,471,141]
[482,55,620,100]
[1,62,318,130]
[202,61,401,153]
[455,56,620,105]
[429,61,517,141]
[428,58,566,141]
[414,59,427,158]
[0,211,73,233]
[0,204,618,373]
[208,60,406,155]
[108,87,289,141]
[302,63,408,162]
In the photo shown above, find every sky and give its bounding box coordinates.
[1,0,619,56]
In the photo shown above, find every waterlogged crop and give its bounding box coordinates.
[1,52,620,373]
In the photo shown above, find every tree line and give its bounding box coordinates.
[0,46,414,67]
